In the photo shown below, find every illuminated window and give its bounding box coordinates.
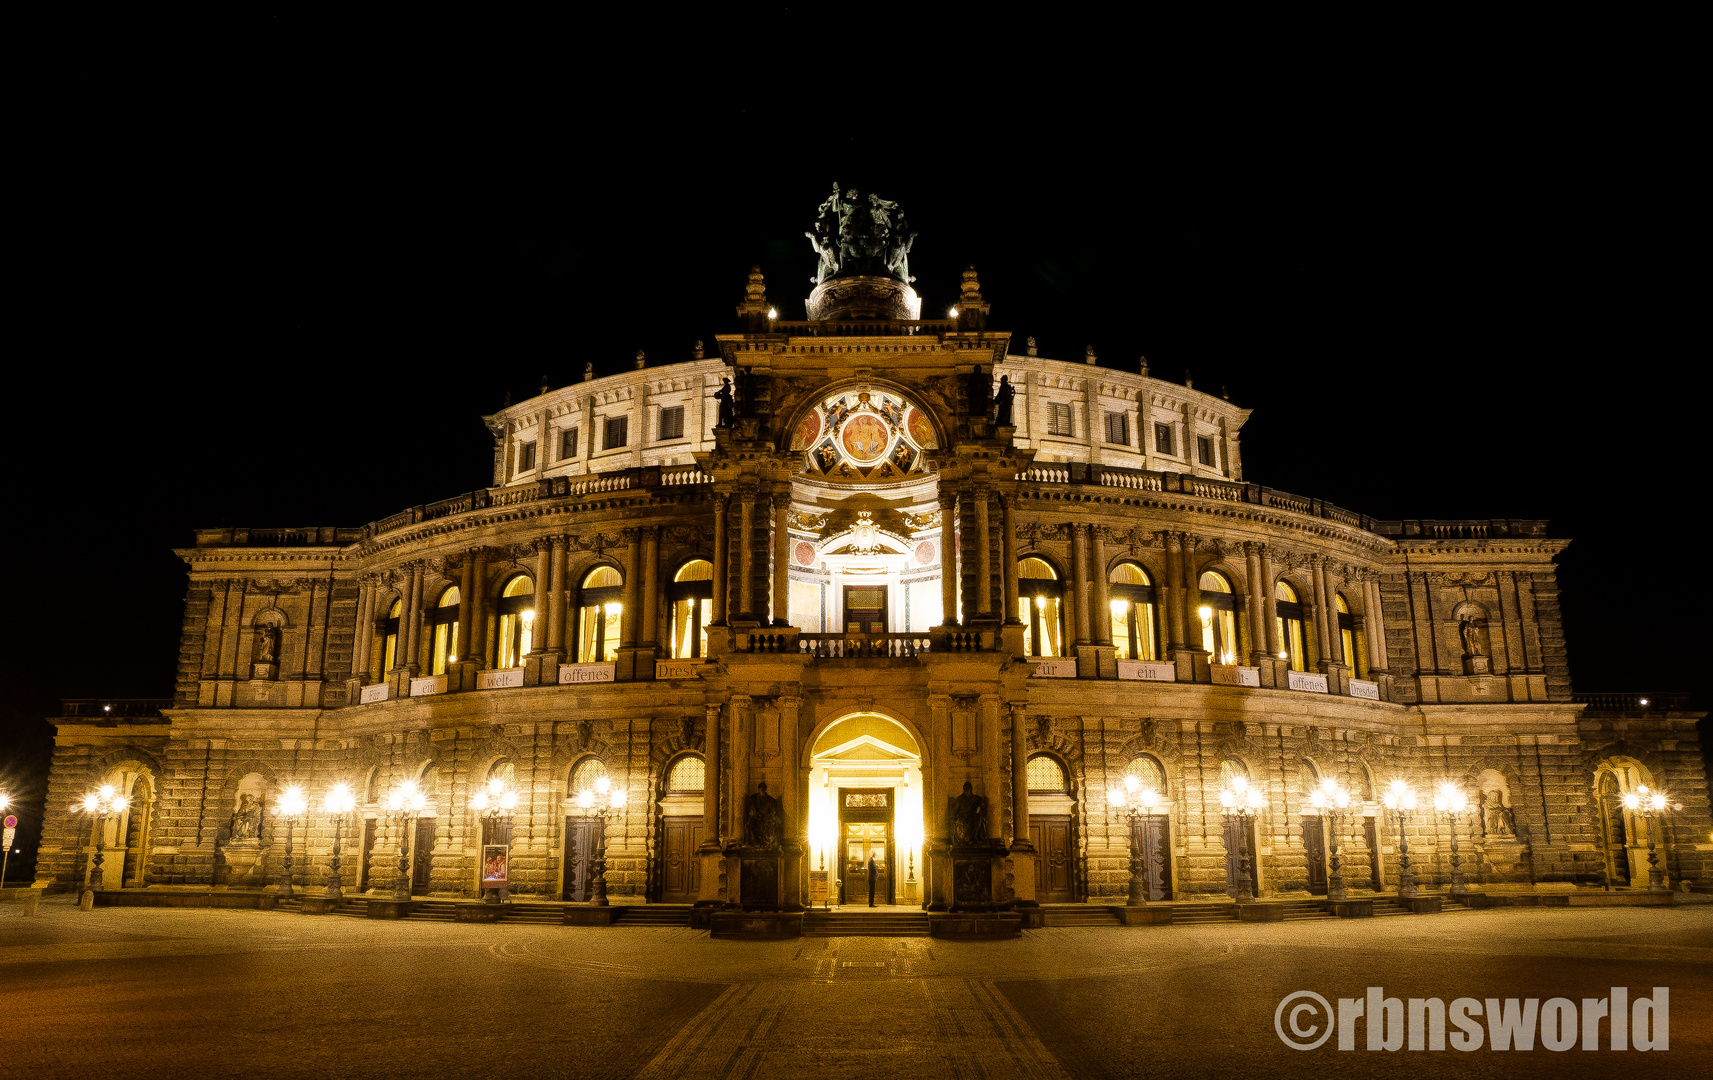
[576,565,623,663]
[572,756,608,796]
[1336,592,1360,673]
[430,585,461,675]
[668,560,713,659]
[496,574,535,669]
[1275,580,1307,672]
[1127,754,1167,799]
[666,755,705,793]
[1219,758,1249,788]
[1026,753,1068,793]
[1109,561,1157,661]
[381,598,401,674]
[1018,557,1064,658]
[1197,571,1238,664]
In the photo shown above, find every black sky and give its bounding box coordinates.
[1,14,1703,875]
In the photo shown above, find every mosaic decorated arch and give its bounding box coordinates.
[790,384,939,482]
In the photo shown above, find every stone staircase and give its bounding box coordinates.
[502,903,564,925]
[1172,902,1240,924]
[1281,900,1337,922]
[803,909,930,936]
[1040,904,1122,927]
[611,904,693,927]
[406,900,460,922]
[1369,898,1412,916]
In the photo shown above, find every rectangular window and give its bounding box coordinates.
[1154,422,1174,455]
[658,405,685,441]
[560,427,579,460]
[603,415,628,450]
[1048,402,1073,436]
[518,441,537,473]
[1103,410,1129,445]
[1197,435,1213,465]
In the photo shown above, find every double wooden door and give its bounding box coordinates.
[564,817,600,901]
[411,818,437,894]
[844,585,888,635]
[1363,818,1384,891]
[660,816,704,903]
[1301,816,1328,895]
[1128,814,1171,901]
[843,822,891,904]
[1223,817,1257,897]
[1031,816,1074,902]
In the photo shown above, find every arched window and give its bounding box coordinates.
[1335,593,1359,673]
[430,585,461,675]
[381,598,402,674]
[1275,580,1307,672]
[488,760,515,785]
[576,566,623,663]
[1198,571,1238,664]
[666,755,705,793]
[668,560,713,659]
[1026,753,1068,794]
[1109,562,1157,661]
[572,756,609,796]
[1219,758,1249,791]
[1018,557,1065,658]
[496,575,535,669]
[1127,754,1168,799]
[362,766,380,805]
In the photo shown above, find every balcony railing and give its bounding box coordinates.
[798,633,933,659]
[1573,692,1694,713]
[59,699,172,719]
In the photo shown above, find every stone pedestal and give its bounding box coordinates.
[455,904,505,923]
[949,842,1010,912]
[521,650,564,687]
[1399,896,1443,914]
[1114,905,1174,925]
[565,905,618,926]
[1236,902,1286,922]
[1329,899,1373,918]
[297,895,340,914]
[1464,654,1492,675]
[365,899,414,920]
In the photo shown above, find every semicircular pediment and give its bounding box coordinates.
[789,384,939,483]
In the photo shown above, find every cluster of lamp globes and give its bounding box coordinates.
[1108,773,1160,811]
[575,774,627,812]
[1623,785,1679,814]
[272,783,356,818]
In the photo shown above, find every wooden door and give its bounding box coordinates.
[411,818,437,894]
[564,817,600,901]
[357,819,376,890]
[1139,814,1171,901]
[1030,816,1073,902]
[1301,815,1327,896]
[1363,818,1383,891]
[842,822,891,904]
[844,585,888,635]
[661,817,704,903]
[1223,817,1248,897]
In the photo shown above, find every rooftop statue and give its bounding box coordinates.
[806,183,917,286]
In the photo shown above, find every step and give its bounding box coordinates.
[611,905,692,926]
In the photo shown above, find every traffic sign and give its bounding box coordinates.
[2,815,15,829]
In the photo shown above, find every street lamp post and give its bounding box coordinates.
[76,786,130,904]
[324,783,356,901]
[471,778,518,904]
[386,781,427,901]
[1622,786,1671,892]
[1307,779,1351,901]
[1109,773,1161,905]
[1381,780,1418,898]
[576,775,627,907]
[274,785,308,898]
[1,790,13,887]
[1218,777,1265,903]
[1433,783,1470,896]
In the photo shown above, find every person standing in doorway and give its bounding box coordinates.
[866,850,879,907]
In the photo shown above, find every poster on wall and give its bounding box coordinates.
[481,845,509,888]
[808,869,830,908]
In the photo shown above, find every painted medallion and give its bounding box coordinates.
[840,414,891,462]
[905,407,936,448]
[790,409,821,451]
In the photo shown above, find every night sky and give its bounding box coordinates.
[1,16,1701,878]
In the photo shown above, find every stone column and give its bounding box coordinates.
[702,705,722,837]
[621,530,640,649]
[711,494,729,625]
[352,581,374,682]
[1245,543,1267,664]
[738,490,756,619]
[1010,703,1030,845]
[975,486,993,616]
[642,526,660,648]
[1308,555,1330,668]
[1261,546,1280,657]
[457,556,475,660]
[1090,526,1110,644]
[532,541,552,652]
[1321,560,1344,666]
[729,696,750,840]
[1183,538,1202,648]
[1365,576,1389,673]
[938,492,958,625]
[1002,496,1020,624]
[469,549,488,667]
[1163,534,1185,649]
[402,564,424,671]
[1073,524,1093,643]
[981,696,1004,841]
[547,537,567,653]
[772,490,791,626]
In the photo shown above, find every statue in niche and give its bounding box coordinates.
[1486,791,1516,837]
[949,780,989,846]
[743,781,784,849]
[253,625,279,665]
[713,378,735,428]
[1460,617,1490,657]
[993,375,1016,427]
[230,793,261,842]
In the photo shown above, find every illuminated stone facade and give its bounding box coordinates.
[36,263,1711,912]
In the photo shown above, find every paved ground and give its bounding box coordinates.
[2,897,1708,1078]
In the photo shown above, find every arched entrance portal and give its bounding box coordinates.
[807,715,924,907]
